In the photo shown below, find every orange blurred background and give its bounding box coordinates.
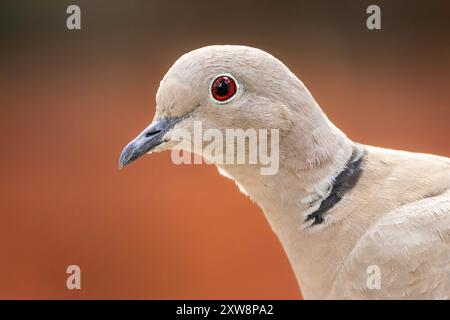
[0,0,449,299]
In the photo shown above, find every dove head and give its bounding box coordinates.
[119,45,331,169]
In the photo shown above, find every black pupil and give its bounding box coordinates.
[214,78,231,97]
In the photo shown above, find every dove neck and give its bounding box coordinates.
[216,113,357,298]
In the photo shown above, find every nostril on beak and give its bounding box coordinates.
[141,116,185,139]
[145,129,161,137]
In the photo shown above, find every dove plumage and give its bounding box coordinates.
[120,45,450,299]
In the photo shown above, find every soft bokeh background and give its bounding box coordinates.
[0,0,449,299]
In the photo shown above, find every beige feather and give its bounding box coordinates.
[120,45,450,299]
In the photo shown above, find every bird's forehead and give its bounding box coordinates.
[154,49,235,117]
[155,76,200,118]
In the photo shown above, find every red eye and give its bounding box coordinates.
[211,75,237,102]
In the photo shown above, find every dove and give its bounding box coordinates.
[119,45,450,299]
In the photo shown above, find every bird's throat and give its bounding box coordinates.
[215,129,359,298]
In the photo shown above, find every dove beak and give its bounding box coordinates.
[119,116,182,169]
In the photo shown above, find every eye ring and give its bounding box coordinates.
[209,73,239,104]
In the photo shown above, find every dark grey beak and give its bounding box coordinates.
[119,117,182,169]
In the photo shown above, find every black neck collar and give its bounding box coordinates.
[305,144,365,226]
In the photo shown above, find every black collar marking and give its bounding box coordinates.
[305,145,365,226]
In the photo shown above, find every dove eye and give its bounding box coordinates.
[210,74,238,104]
